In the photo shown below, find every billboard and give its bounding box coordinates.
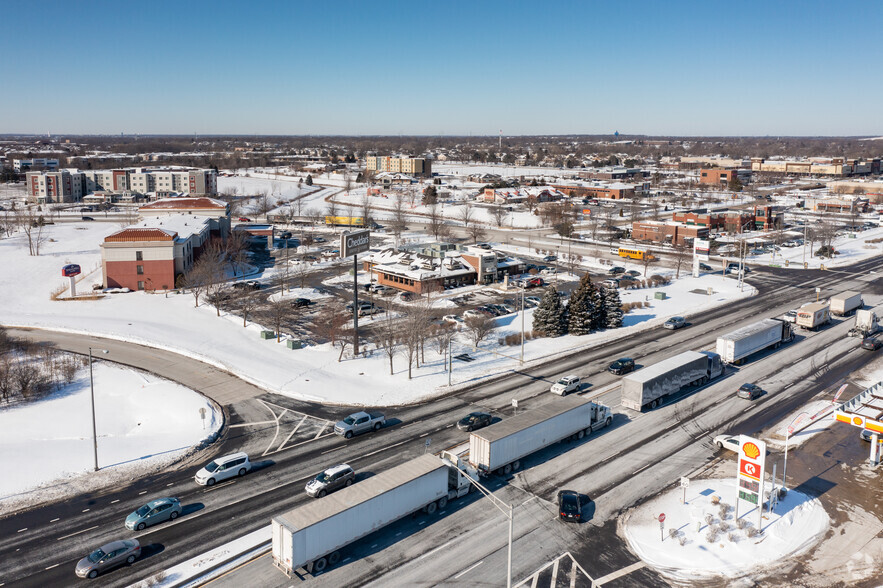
[736,435,766,527]
[62,264,81,277]
[694,238,710,261]
[341,229,370,258]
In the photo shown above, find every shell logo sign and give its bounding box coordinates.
[742,442,761,460]
[853,416,864,427]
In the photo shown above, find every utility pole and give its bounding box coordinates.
[89,347,108,471]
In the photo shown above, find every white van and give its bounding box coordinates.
[194,452,251,486]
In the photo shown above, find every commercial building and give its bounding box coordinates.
[750,157,880,177]
[828,180,883,202]
[366,156,432,177]
[14,158,60,172]
[672,208,754,232]
[139,196,230,218]
[630,220,708,246]
[26,170,86,203]
[699,168,737,185]
[553,182,638,200]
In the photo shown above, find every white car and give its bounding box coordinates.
[194,452,251,486]
[442,314,464,326]
[713,435,740,453]
[550,375,581,396]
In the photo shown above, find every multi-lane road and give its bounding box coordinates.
[1,257,881,587]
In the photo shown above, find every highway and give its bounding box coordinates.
[1,256,881,587]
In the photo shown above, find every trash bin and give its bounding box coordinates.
[654,292,667,300]
[287,339,303,349]
[260,330,275,340]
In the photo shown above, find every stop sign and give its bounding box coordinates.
[658,513,665,523]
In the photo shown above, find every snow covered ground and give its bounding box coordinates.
[738,224,883,270]
[0,362,221,510]
[0,222,757,407]
[622,477,830,584]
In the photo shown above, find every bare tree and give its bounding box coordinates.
[232,289,261,327]
[315,304,348,348]
[118,205,140,228]
[325,199,339,224]
[464,314,495,348]
[254,191,274,217]
[467,221,487,244]
[360,193,373,227]
[181,248,222,307]
[373,310,401,375]
[390,193,408,242]
[456,203,475,228]
[258,297,297,343]
[641,251,659,277]
[426,203,444,240]
[672,244,690,279]
[275,245,294,295]
[224,230,250,276]
[291,257,312,289]
[491,205,508,228]
[14,208,49,256]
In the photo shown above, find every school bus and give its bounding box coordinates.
[617,247,654,260]
[325,216,365,227]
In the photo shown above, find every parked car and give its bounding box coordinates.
[550,375,581,396]
[81,216,95,221]
[359,305,383,317]
[399,292,414,302]
[125,498,182,531]
[291,297,312,308]
[75,540,141,579]
[305,464,355,498]
[737,382,763,400]
[663,316,686,330]
[699,263,713,271]
[713,435,740,452]
[279,231,293,240]
[608,266,626,275]
[476,243,493,250]
[557,490,581,522]
[442,314,465,326]
[625,270,641,277]
[525,277,545,288]
[783,310,798,323]
[464,308,490,320]
[238,217,251,222]
[457,411,492,432]
[542,255,557,262]
[600,279,620,289]
[313,236,326,243]
[862,336,882,351]
[346,301,374,313]
[523,295,541,308]
[194,452,251,486]
[608,357,635,375]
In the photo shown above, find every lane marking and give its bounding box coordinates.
[56,525,99,540]
[203,480,236,493]
[44,564,60,570]
[632,464,650,476]
[110,499,120,504]
[445,424,454,428]
[313,422,330,439]
[321,446,343,455]
[454,560,484,579]
[278,415,309,451]
[167,482,174,487]
[593,561,646,586]
[360,438,409,458]
[419,432,430,438]
[228,420,278,429]
[139,491,147,495]
[17,528,27,533]
[50,518,60,523]
[82,509,90,512]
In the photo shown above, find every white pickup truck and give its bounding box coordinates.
[334,411,386,439]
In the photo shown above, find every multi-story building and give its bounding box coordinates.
[26,167,217,202]
[366,156,432,177]
[672,208,755,232]
[750,157,880,177]
[26,170,85,203]
[631,220,708,246]
[14,158,60,172]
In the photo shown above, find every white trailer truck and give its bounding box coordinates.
[468,395,612,476]
[796,302,831,330]
[621,350,723,411]
[715,318,794,364]
[830,291,863,316]
[849,309,880,338]
[271,453,476,577]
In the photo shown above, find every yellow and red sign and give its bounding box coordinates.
[739,459,761,481]
[742,442,761,460]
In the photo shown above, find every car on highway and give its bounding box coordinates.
[334,411,386,438]
[663,316,686,330]
[75,539,141,579]
[291,297,312,308]
[238,217,252,222]
[550,375,581,396]
[125,497,182,531]
[194,452,251,486]
[737,382,763,400]
[557,490,581,522]
[457,411,492,432]
[81,216,95,221]
[861,336,882,351]
[783,310,798,323]
[608,357,635,375]
[699,263,714,271]
[305,464,355,498]
[713,435,740,452]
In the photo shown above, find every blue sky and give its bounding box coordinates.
[2,0,880,136]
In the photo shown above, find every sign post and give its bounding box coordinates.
[735,435,767,530]
[199,407,206,430]
[680,476,690,504]
[340,229,371,356]
[658,513,665,541]
[511,398,518,415]
[62,264,81,297]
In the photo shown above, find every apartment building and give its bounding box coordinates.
[26,167,217,202]
[26,170,85,203]
[366,156,432,177]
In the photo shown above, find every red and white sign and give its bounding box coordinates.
[658,513,665,523]
[738,459,761,480]
[736,434,766,526]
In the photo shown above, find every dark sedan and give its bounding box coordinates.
[862,336,882,351]
[291,298,312,308]
[457,412,492,432]
[557,490,582,522]
[608,357,635,375]
[75,540,140,579]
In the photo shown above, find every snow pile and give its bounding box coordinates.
[622,477,829,582]
[0,362,221,508]
[765,400,837,450]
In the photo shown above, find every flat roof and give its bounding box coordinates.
[471,395,591,444]
[625,351,707,385]
[274,454,444,532]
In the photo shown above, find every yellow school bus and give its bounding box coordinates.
[618,247,654,260]
[325,216,365,227]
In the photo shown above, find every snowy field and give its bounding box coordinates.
[0,222,757,407]
[622,477,829,583]
[0,362,221,509]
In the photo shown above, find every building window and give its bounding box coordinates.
[136,265,144,275]
[137,281,144,290]
[135,250,143,261]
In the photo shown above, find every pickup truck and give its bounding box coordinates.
[334,411,386,439]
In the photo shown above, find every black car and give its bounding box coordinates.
[291,298,312,307]
[608,357,635,375]
[279,231,293,240]
[862,336,882,351]
[457,412,492,432]
[608,266,626,275]
[232,280,262,290]
[699,263,713,271]
[82,216,95,221]
[557,490,581,522]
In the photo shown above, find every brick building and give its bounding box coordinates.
[27,167,217,203]
[26,170,85,204]
[699,168,737,185]
[631,220,708,246]
[366,156,432,177]
[553,182,637,200]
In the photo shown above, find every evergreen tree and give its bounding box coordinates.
[588,279,604,330]
[567,273,595,335]
[305,174,313,186]
[532,287,566,337]
[601,286,624,329]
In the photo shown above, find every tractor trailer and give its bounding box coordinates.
[830,291,863,316]
[796,303,831,330]
[621,350,723,411]
[716,318,794,364]
[468,395,612,476]
[271,453,476,577]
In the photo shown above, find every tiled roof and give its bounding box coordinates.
[104,228,176,242]
[140,197,226,210]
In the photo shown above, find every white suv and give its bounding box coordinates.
[550,375,581,396]
[194,452,251,486]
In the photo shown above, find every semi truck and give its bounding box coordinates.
[715,318,794,365]
[796,303,831,330]
[468,395,612,476]
[830,291,863,316]
[271,453,476,577]
[849,309,879,338]
[621,350,723,411]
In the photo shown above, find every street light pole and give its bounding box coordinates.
[89,347,108,472]
[520,285,525,364]
[507,502,513,588]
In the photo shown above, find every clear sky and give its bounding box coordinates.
[2,0,881,136]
